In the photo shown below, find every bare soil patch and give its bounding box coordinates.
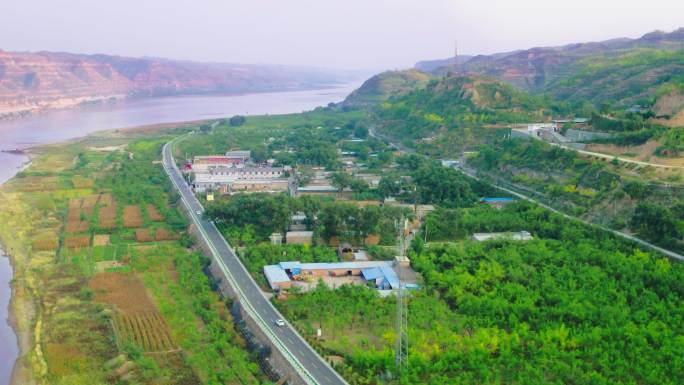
[93,234,110,246]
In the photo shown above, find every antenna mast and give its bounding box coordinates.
[453,40,459,73]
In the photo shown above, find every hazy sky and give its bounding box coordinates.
[1,0,683,71]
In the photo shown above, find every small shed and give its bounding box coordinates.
[286,231,313,245]
[270,233,283,245]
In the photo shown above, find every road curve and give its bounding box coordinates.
[162,140,348,385]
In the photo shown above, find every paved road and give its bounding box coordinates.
[550,142,684,170]
[162,140,347,385]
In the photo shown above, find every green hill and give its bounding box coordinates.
[374,75,549,143]
[341,69,432,109]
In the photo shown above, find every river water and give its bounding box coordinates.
[0,82,359,384]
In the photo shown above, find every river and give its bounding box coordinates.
[0,82,359,385]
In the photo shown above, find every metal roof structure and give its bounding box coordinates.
[278,261,302,270]
[361,267,384,280]
[480,197,514,202]
[380,265,400,289]
[263,265,291,289]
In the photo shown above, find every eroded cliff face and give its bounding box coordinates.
[0,50,343,118]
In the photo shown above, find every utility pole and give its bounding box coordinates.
[395,218,409,375]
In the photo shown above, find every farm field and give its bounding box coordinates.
[0,124,263,385]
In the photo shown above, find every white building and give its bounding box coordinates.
[194,166,284,192]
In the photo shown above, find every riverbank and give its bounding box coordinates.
[0,189,38,385]
[0,151,33,385]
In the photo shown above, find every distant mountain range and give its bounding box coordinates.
[0,50,358,119]
[346,28,684,123]
[416,28,684,93]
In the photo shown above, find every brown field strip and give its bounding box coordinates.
[154,228,179,241]
[135,228,180,243]
[90,272,177,352]
[123,205,143,228]
[67,207,81,221]
[98,203,117,229]
[65,220,89,233]
[135,229,154,243]
[64,235,90,249]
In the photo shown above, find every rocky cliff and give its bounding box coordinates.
[0,50,348,118]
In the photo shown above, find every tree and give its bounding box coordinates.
[623,180,648,199]
[229,115,246,126]
[378,174,401,198]
[631,203,680,244]
[412,162,477,207]
[331,172,354,192]
[354,126,369,139]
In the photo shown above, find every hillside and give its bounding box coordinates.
[374,74,548,146]
[0,50,350,119]
[547,49,684,114]
[341,69,432,109]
